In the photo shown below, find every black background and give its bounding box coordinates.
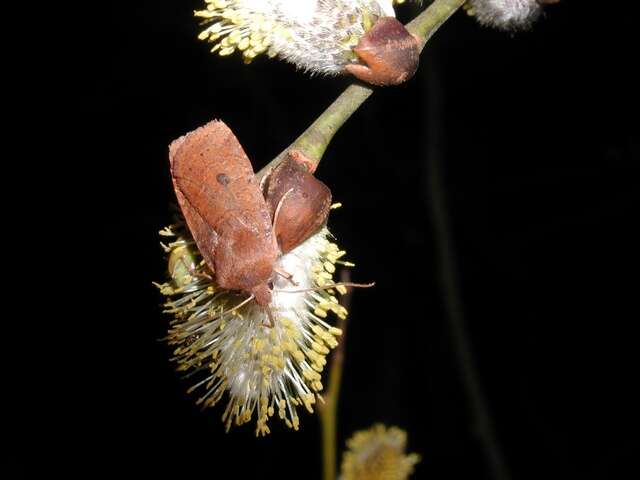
[69,1,638,478]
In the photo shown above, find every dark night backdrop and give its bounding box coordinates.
[69,1,638,478]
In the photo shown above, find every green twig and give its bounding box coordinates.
[257,0,466,179]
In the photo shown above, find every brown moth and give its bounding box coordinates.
[169,120,333,311]
[169,120,277,307]
[264,152,332,254]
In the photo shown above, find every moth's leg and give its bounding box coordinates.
[274,267,299,286]
[172,252,214,282]
[190,263,214,281]
[262,307,275,328]
[344,17,420,86]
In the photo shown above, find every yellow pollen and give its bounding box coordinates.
[314,307,328,318]
[160,217,355,434]
[219,46,235,56]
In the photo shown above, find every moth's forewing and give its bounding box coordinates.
[265,153,332,253]
[169,135,219,274]
[169,120,277,293]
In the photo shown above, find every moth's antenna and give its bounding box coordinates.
[233,294,256,310]
[274,266,298,286]
[274,282,375,294]
[262,306,275,328]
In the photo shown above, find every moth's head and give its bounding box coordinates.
[251,282,273,307]
[213,219,278,293]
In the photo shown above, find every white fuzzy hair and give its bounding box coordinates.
[198,0,408,75]
[468,0,543,31]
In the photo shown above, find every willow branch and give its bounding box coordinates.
[257,0,465,178]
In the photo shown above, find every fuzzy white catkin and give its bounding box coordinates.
[197,0,406,75]
[468,0,543,31]
[268,0,397,74]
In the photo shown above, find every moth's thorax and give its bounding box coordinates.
[251,283,273,307]
[213,217,278,293]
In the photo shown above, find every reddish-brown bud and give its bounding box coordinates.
[345,17,420,86]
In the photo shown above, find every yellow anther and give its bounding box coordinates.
[243,49,257,61]
[302,395,315,413]
[219,46,235,56]
[238,37,250,50]
[311,342,330,355]
[194,10,216,19]
[318,301,332,311]
[319,271,333,280]
[303,369,321,381]
[293,349,305,363]
[322,335,338,349]
[252,44,267,55]
[228,30,242,43]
